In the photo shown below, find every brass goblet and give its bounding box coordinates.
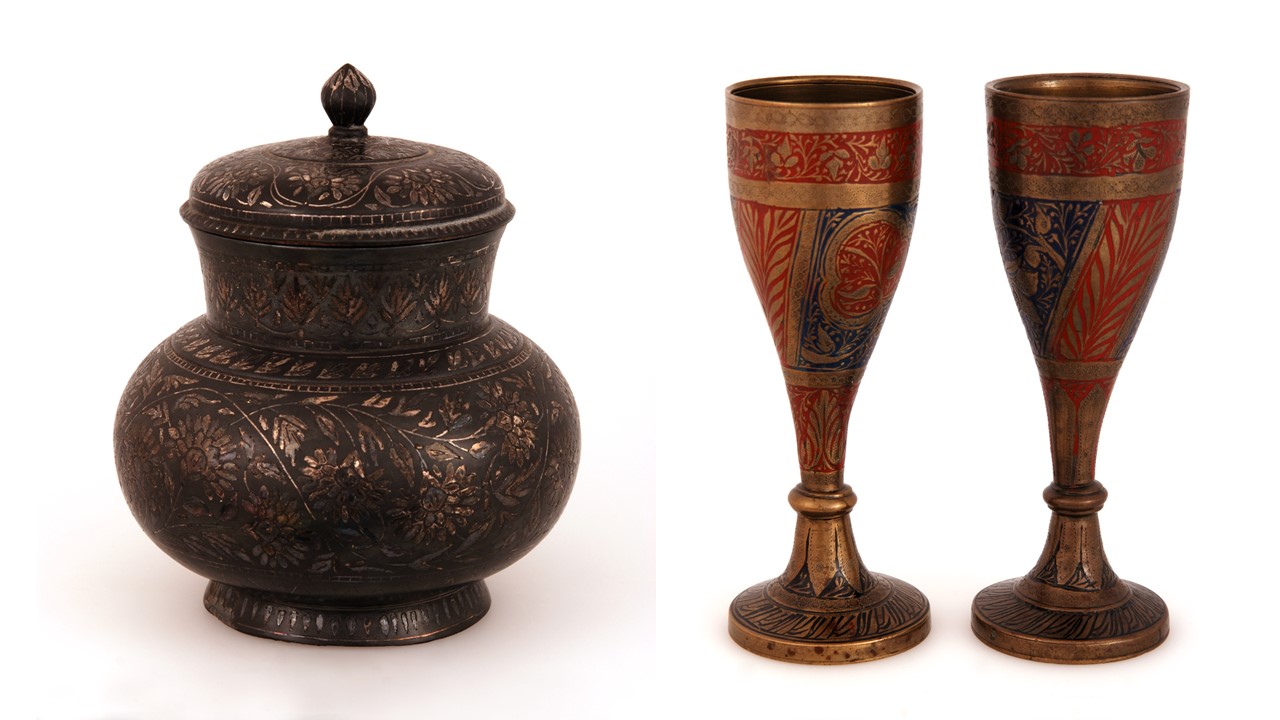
[973,73,1189,663]
[726,76,929,664]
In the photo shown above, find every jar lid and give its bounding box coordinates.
[179,65,514,246]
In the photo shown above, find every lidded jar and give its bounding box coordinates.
[114,65,580,645]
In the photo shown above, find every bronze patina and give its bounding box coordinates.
[725,76,930,663]
[973,73,1188,663]
[114,65,581,645]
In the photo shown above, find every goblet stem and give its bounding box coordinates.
[1021,362,1124,603]
[1020,363,1127,608]
[786,374,858,491]
[778,374,872,595]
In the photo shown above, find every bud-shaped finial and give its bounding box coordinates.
[322,64,376,138]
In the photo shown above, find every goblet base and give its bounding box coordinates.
[971,578,1168,663]
[728,573,930,664]
[204,580,491,646]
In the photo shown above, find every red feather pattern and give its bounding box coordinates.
[1052,195,1175,362]
[733,199,802,358]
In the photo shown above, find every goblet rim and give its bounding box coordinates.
[726,75,922,108]
[986,73,1189,103]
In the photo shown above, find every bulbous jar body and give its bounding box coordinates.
[113,66,580,645]
[115,229,579,644]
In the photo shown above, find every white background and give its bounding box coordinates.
[8,1,1276,718]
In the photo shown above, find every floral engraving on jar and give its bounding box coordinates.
[301,449,389,523]
[163,319,529,389]
[190,140,503,214]
[198,244,498,351]
[115,331,580,581]
[241,486,310,569]
[376,167,471,207]
[391,465,479,544]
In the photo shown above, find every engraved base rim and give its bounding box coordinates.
[204,580,491,646]
[971,578,1169,664]
[728,573,931,664]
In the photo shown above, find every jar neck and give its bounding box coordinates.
[193,229,502,353]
